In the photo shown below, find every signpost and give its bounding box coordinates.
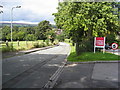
[111,43,118,54]
[94,37,105,53]
[111,43,118,50]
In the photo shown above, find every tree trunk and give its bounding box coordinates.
[76,41,81,56]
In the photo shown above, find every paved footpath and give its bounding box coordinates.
[2,42,70,88]
[54,62,119,88]
[106,49,120,56]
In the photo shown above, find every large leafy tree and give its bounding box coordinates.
[2,26,11,41]
[53,2,119,55]
[35,20,52,41]
[25,34,37,41]
[47,29,56,43]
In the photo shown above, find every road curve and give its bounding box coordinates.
[2,42,70,88]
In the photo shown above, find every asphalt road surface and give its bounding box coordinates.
[2,42,70,88]
[54,63,119,88]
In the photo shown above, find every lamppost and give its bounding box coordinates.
[0,5,3,14]
[11,6,21,42]
[0,5,3,8]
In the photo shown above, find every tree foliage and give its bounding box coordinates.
[1,20,55,42]
[35,20,52,41]
[53,2,119,55]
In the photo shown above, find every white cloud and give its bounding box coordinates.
[1,20,39,24]
[21,0,58,14]
[1,0,58,24]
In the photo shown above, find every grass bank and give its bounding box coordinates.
[67,43,119,62]
[0,40,59,52]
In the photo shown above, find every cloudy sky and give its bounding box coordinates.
[1,0,58,24]
[1,0,120,25]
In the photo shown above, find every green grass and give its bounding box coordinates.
[1,41,42,51]
[0,40,59,52]
[67,43,119,62]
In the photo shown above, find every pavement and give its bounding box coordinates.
[106,49,120,56]
[54,62,119,88]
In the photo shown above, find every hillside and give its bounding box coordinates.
[0,22,57,28]
[0,22,38,27]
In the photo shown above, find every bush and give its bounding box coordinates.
[25,34,37,41]
[34,42,39,48]
[43,42,48,47]
[33,42,43,48]
[49,42,53,46]
[56,34,65,42]
[106,34,116,44]
[53,40,59,45]
[2,45,16,52]
[45,40,50,45]
[0,41,5,44]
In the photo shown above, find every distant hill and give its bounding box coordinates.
[0,22,57,28]
[0,22,38,27]
[51,24,57,28]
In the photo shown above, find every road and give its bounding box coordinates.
[2,42,70,88]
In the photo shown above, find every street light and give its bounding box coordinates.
[0,5,3,14]
[0,11,3,14]
[11,6,21,42]
[0,5,3,8]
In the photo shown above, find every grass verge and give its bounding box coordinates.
[67,43,119,62]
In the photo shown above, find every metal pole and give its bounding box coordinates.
[11,7,14,42]
[94,37,96,53]
[10,6,21,43]
[103,37,106,54]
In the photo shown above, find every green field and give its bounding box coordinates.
[67,42,119,62]
[0,40,58,52]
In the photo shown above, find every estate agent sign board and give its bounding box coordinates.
[94,37,105,53]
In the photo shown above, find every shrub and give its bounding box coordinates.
[34,42,39,48]
[53,40,59,45]
[2,45,16,52]
[25,34,37,41]
[33,42,43,48]
[45,40,50,46]
[43,42,48,47]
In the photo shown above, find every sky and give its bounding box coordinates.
[1,0,59,24]
[0,0,120,25]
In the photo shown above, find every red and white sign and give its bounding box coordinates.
[94,37,106,53]
[111,43,118,50]
[95,37,105,46]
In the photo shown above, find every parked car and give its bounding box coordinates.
[105,43,112,49]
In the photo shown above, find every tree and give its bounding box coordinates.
[2,26,11,41]
[16,31,26,41]
[35,20,52,41]
[53,2,119,55]
[25,34,37,41]
[47,29,56,43]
